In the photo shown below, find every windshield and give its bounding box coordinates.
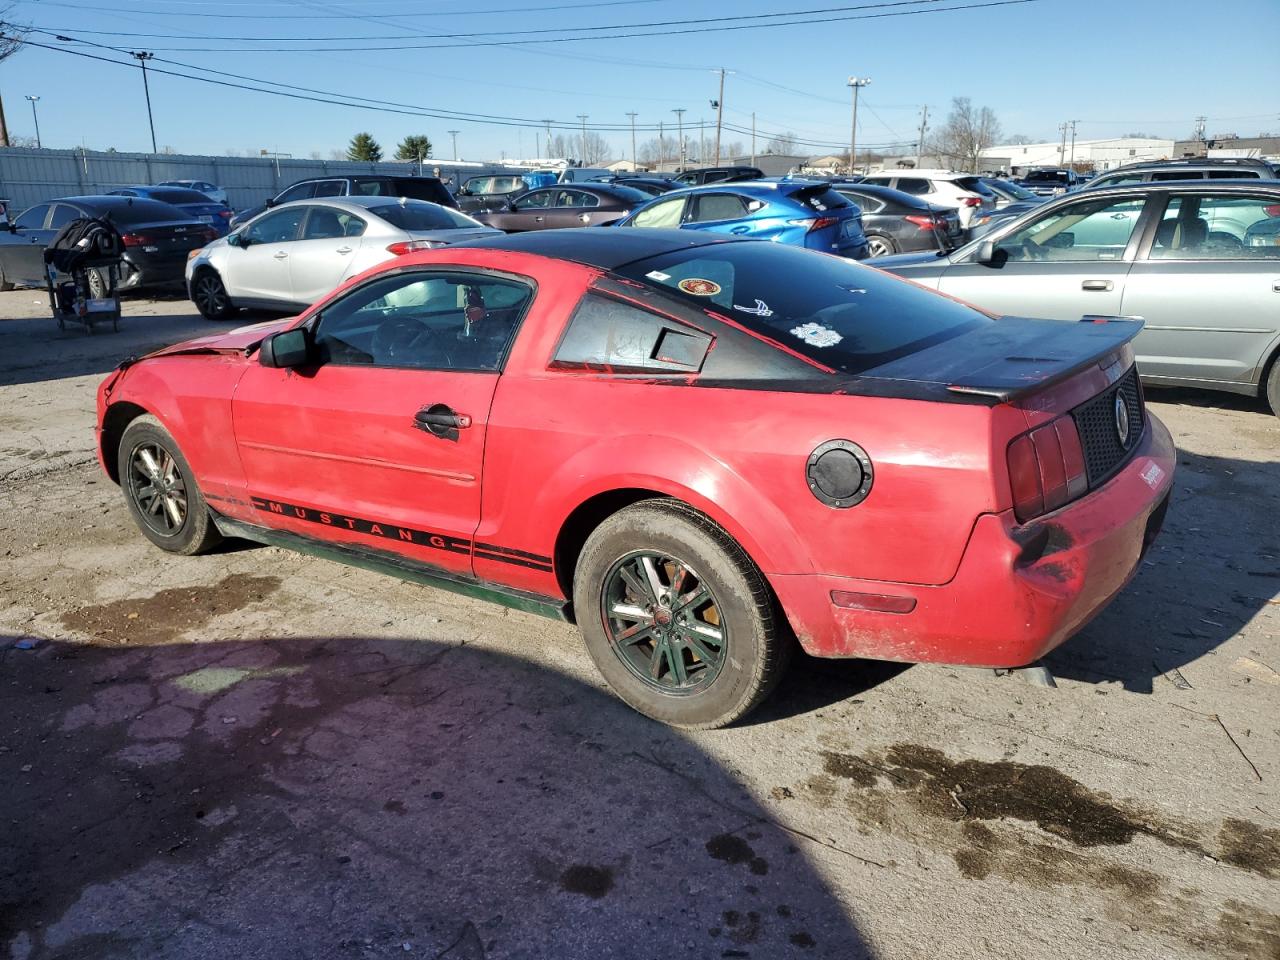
[617,242,987,375]
[986,179,1037,200]
[368,202,480,230]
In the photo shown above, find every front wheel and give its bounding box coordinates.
[192,269,234,321]
[573,500,790,729]
[1266,353,1280,418]
[865,234,897,258]
[118,415,222,555]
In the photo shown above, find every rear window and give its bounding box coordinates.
[147,188,214,204]
[1023,170,1071,184]
[367,202,480,230]
[94,197,191,224]
[793,186,852,212]
[602,185,652,204]
[954,177,997,197]
[617,242,987,375]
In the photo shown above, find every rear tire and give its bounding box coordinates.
[1266,352,1280,418]
[866,234,897,258]
[0,262,13,292]
[572,499,790,729]
[192,268,234,321]
[118,415,222,555]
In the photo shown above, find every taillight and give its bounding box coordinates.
[120,233,151,247]
[904,214,939,230]
[1006,416,1089,522]
[961,197,982,207]
[789,216,838,232]
[201,227,218,242]
[1264,204,1280,217]
[386,239,445,255]
[218,209,234,219]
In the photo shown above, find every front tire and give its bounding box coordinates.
[118,415,222,555]
[573,500,790,729]
[192,268,234,321]
[1266,352,1280,418]
[866,234,897,258]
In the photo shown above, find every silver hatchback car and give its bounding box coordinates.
[872,181,1280,414]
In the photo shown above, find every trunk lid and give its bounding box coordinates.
[122,219,212,254]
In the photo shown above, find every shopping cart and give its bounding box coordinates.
[44,216,124,334]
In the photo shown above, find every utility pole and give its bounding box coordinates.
[542,119,552,159]
[131,51,157,153]
[576,114,589,165]
[915,105,929,165]
[1194,115,1207,141]
[672,108,686,169]
[1068,120,1078,169]
[24,95,40,149]
[448,129,459,161]
[712,68,726,165]
[699,119,705,164]
[658,121,665,169]
[1057,122,1068,166]
[625,111,638,169]
[750,112,756,167]
[847,76,871,175]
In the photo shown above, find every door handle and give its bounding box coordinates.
[578,213,591,223]
[1081,279,1113,292]
[273,251,288,260]
[534,216,544,222]
[336,245,352,254]
[730,225,751,234]
[1272,280,1280,293]
[414,404,472,439]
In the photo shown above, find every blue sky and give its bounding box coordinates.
[4,0,1278,161]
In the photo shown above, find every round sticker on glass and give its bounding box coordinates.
[677,278,721,297]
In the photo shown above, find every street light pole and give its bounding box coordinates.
[24,95,40,149]
[672,108,686,169]
[131,51,157,153]
[847,76,871,175]
[448,129,459,160]
[713,68,725,165]
[625,112,638,169]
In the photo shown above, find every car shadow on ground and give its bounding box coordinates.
[0,634,870,959]
[1048,447,1280,693]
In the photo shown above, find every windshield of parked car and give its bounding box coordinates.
[618,242,988,375]
[987,179,1038,200]
[368,201,481,230]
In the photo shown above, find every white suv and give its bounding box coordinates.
[859,170,996,227]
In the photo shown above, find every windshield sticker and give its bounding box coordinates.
[645,270,671,282]
[678,278,721,297]
[790,322,843,348]
[732,299,773,318]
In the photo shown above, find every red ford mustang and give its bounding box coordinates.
[96,230,1174,727]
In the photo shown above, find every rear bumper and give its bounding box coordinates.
[770,413,1176,667]
[121,253,190,289]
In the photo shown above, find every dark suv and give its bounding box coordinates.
[229,175,457,229]
[671,166,764,187]
[1084,157,1277,191]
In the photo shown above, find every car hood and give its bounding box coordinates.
[144,316,296,359]
[865,250,950,268]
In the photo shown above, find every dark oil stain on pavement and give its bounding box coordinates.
[1218,818,1280,879]
[59,574,282,645]
[558,864,614,898]
[706,833,770,875]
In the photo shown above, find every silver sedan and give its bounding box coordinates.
[870,181,1280,414]
[186,196,502,320]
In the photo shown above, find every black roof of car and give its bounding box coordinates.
[457,227,739,269]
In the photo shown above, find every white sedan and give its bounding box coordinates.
[185,196,502,320]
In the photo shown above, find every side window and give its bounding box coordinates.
[1094,174,1145,189]
[315,271,534,371]
[703,171,731,184]
[555,190,595,207]
[303,206,363,240]
[516,190,554,209]
[275,183,315,204]
[995,196,1145,262]
[630,196,685,228]
[1208,170,1259,180]
[895,178,931,195]
[313,180,347,198]
[49,204,83,229]
[245,208,306,245]
[1152,195,1280,260]
[353,180,387,196]
[688,193,749,223]
[14,204,49,229]
[841,193,884,213]
[552,293,712,374]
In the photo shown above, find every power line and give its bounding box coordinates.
[33,0,1043,52]
[24,0,683,18]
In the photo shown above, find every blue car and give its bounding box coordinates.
[107,185,235,236]
[614,179,869,259]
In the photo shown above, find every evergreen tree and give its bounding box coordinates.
[395,134,433,163]
[347,132,383,162]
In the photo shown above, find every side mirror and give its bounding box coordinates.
[975,238,998,264]
[258,328,311,368]
[226,232,242,248]
[6,222,16,233]
[264,198,278,208]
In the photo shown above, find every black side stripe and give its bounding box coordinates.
[249,497,553,572]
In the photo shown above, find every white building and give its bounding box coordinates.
[982,137,1175,173]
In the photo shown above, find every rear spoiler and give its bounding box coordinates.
[942,316,1144,402]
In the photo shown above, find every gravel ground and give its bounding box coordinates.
[1,290,1277,960]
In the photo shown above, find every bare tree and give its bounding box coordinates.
[764,131,799,155]
[929,97,1003,172]
[1005,133,1034,145]
[0,6,30,147]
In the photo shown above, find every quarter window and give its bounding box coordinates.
[552,293,711,373]
[995,196,1145,262]
[315,271,534,371]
